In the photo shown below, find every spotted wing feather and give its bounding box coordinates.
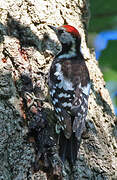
[71,89,89,140]
[49,55,90,141]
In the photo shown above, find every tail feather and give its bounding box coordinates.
[59,131,80,165]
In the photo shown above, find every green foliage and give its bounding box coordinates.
[89,0,117,32]
[89,0,117,82]
[99,41,117,81]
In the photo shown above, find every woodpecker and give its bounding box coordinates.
[48,25,90,164]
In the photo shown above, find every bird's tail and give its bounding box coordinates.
[59,131,80,165]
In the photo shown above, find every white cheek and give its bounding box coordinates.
[60,32,73,44]
[58,33,77,59]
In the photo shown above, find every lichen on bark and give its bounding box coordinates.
[0,0,117,179]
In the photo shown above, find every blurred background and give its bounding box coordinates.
[88,0,117,115]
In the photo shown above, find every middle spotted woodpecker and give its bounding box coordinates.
[48,25,90,164]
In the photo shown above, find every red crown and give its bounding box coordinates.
[62,25,80,37]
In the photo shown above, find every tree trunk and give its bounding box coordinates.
[0,0,117,179]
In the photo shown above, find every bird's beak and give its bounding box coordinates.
[48,25,58,34]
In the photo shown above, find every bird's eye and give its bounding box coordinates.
[59,29,64,34]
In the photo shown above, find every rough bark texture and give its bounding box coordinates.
[0,0,117,179]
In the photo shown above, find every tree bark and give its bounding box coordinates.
[0,0,117,179]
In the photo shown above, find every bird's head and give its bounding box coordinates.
[48,25,81,44]
[48,25,81,55]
